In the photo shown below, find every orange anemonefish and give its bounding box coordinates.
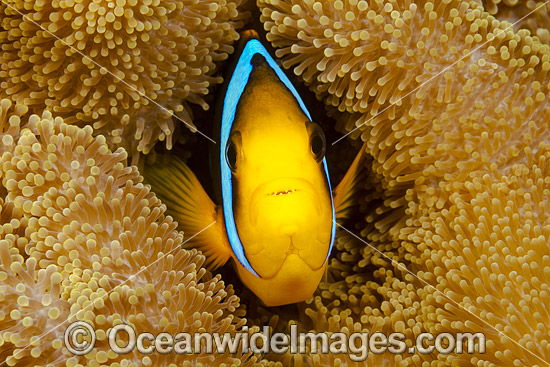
[145,30,366,306]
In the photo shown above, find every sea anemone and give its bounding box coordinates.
[0,0,248,160]
[257,0,550,365]
[0,99,255,367]
[2,0,550,366]
[259,0,549,119]
[482,0,526,15]
[482,0,550,43]
[0,252,71,367]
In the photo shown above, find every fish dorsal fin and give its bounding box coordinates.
[144,156,232,270]
[220,32,337,276]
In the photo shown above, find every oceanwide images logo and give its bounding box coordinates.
[65,321,486,361]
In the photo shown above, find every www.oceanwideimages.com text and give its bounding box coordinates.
[65,321,486,361]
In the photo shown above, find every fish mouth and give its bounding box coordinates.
[268,189,298,196]
[249,177,320,226]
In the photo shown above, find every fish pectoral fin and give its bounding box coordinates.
[333,142,368,220]
[144,155,231,270]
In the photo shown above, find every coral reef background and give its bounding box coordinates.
[0,0,550,367]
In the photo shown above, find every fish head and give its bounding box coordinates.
[223,59,335,305]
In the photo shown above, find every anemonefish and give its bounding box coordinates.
[145,30,366,307]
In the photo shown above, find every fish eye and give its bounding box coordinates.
[307,122,326,162]
[226,131,242,172]
[311,135,324,157]
[226,141,237,171]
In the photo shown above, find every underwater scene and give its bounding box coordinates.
[0,0,549,366]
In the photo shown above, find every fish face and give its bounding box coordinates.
[229,121,333,305]
[227,72,334,279]
[219,35,336,305]
[227,87,334,305]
